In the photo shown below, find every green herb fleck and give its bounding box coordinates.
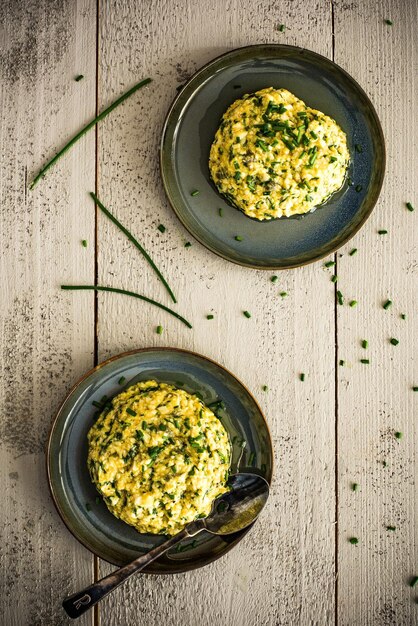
[362,340,368,349]
[157,224,166,233]
[262,385,268,392]
[383,299,392,310]
[394,431,402,439]
[406,202,414,212]
[126,407,137,417]
[235,235,243,241]
[413,387,418,392]
[95,496,101,504]
[184,242,192,248]
[278,23,286,32]
[409,576,418,588]
[349,300,358,307]
[218,208,223,217]
[339,360,345,366]
[243,310,251,318]
[86,502,91,511]
[349,537,359,545]
[206,314,214,320]
[385,19,393,25]
[349,248,358,256]
[337,291,344,305]
[75,74,84,81]
[378,229,388,235]
[271,275,278,283]
[81,239,88,247]
[324,261,335,268]
[386,525,396,531]
[156,325,163,335]
[330,156,337,163]
[191,190,199,196]
[355,184,363,192]
[300,373,305,382]
[118,376,126,385]
[401,313,406,320]
[390,337,399,346]
[355,144,363,153]
[360,359,370,364]
[331,275,338,283]
[352,483,359,492]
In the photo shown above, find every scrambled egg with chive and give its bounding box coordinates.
[209,87,350,220]
[87,381,230,535]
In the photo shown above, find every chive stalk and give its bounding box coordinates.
[243,310,251,318]
[81,239,87,247]
[383,300,392,310]
[61,285,192,328]
[349,248,358,256]
[90,192,176,303]
[406,202,414,212]
[30,78,152,188]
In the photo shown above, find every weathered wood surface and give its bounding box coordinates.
[0,0,416,625]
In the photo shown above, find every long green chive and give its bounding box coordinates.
[75,74,84,81]
[355,144,363,153]
[378,229,388,235]
[157,224,166,233]
[243,310,251,318]
[410,576,418,588]
[310,131,318,139]
[349,248,358,256]
[30,78,151,188]
[349,537,358,544]
[337,291,344,305]
[390,337,399,345]
[90,192,176,303]
[324,261,335,268]
[339,360,345,366]
[271,275,278,283]
[235,235,243,241]
[352,483,359,492]
[385,19,393,25]
[184,242,192,248]
[383,299,392,310]
[190,190,199,196]
[262,385,268,392]
[394,431,402,439]
[300,373,305,381]
[206,314,214,320]
[61,285,192,328]
[81,239,88,247]
[126,408,137,417]
[156,325,163,335]
[349,300,357,307]
[406,202,414,212]
[360,359,369,364]
[362,340,368,349]
[118,376,126,385]
[355,184,363,192]
[386,526,396,531]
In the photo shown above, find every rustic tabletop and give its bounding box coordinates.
[1,0,417,624]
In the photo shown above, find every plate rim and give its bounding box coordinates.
[46,346,274,573]
[160,43,386,270]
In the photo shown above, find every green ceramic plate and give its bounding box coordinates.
[47,348,273,573]
[160,44,385,269]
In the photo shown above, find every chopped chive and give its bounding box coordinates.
[118,376,126,385]
[410,576,418,588]
[349,248,358,256]
[90,193,176,303]
[349,537,358,545]
[362,340,368,349]
[190,190,199,196]
[75,74,84,81]
[218,208,223,217]
[92,400,103,408]
[337,290,344,305]
[126,408,137,417]
[30,78,151,189]
[413,387,418,392]
[157,224,166,233]
[248,452,256,466]
[330,274,338,283]
[360,359,370,364]
[310,131,318,139]
[184,242,192,248]
[349,300,357,307]
[352,483,359,492]
[235,235,243,241]
[85,502,91,511]
[386,526,396,531]
[280,291,288,297]
[394,431,402,439]
[95,496,101,504]
[61,285,192,328]
[355,144,363,153]
[406,202,414,212]
[206,314,214,320]
[383,299,392,310]
[355,184,363,192]
[401,313,406,320]
[378,229,388,235]
[324,261,335,268]
[243,310,251,318]
[385,19,393,25]
[270,275,278,283]
[329,156,337,163]
[278,23,286,32]
[300,373,305,382]
[156,325,163,335]
[339,360,345,366]
[81,239,88,247]
[390,337,399,346]
[262,385,268,392]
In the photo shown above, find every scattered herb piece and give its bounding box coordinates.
[218,208,223,217]
[95,496,101,504]
[390,337,399,346]
[385,19,393,25]
[378,229,388,235]
[90,192,176,303]
[355,144,363,153]
[248,452,256,466]
[235,235,243,241]
[126,408,137,417]
[349,537,359,545]
[382,460,387,467]
[184,241,192,248]
[85,502,91,511]
[243,310,251,318]
[386,526,396,531]
[362,340,368,349]
[324,261,335,268]
[360,359,370,364]
[394,431,402,439]
[278,23,286,32]
[190,190,199,196]
[157,224,166,233]
[401,313,406,320]
[383,299,392,310]
[300,373,305,382]
[271,275,278,283]
[156,325,163,335]
[75,74,84,81]
[262,385,268,392]
[331,275,338,283]
[349,300,358,307]
[280,291,288,297]
[118,376,126,385]
[30,78,152,188]
[413,387,418,392]
[406,202,414,212]
[61,285,192,328]
[337,291,344,305]
[355,184,363,192]
[339,360,345,366]
[349,248,358,256]
[81,239,87,247]
[409,576,418,588]
[352,483,359,492]
[92,400,103,409]
[206,314,214,320]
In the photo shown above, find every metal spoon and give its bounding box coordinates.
[63,472,269,619]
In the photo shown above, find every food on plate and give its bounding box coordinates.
[87,380,230,535]
[209,87,349,220]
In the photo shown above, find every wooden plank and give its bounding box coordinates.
[333,1,417,624]
[0,0,96,624]
[96,1,336,624]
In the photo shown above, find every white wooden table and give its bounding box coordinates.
[1,1,416,624]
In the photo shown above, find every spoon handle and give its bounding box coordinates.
[62,528,190,619]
